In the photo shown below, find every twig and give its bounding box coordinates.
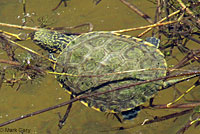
[52,0,64,11]
[0,68,5,89]
[0,71,199,127]
[176,114,200,134]
[113,20,177,33]
[0,95,80,127]
[0,59,46,74]
[138,10,181,37]
[0,59,20,66]
[120,0,153,24]
[179,0,200,25]
[0,22,39,31]
[4,37,56,64]
[142,109,193,126]
[151,102,200,109]
[102,109,193,132]
[51,22,94,32]
[172,49,200,69]
[22,0,27,26]
[177,0,197,20]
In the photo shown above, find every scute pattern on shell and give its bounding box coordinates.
[55,32,167,112]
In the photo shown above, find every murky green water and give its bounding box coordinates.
[0,0,199,134]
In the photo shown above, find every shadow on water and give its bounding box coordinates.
[0,0,200,134]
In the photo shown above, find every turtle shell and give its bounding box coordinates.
[54,31,167,113]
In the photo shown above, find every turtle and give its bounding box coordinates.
[30,29,195,121]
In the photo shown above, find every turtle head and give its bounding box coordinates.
[30,29,76,53]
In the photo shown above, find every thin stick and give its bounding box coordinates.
[112,20,177,33]
[0,22,39,31]
[48,68,198,78]
[107,109,193,131]
[22,0,27,26]
[0,20,176,34]
[177,0,200,25]
[0,71,199,127]
[0,59,20,66]
[177,0,196,19]
[4,38,56,63]
[120,0,153,24]
[138,10,181,37]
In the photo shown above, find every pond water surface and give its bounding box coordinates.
[0,0,199,134]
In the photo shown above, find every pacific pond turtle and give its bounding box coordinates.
[30,29,192,120]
